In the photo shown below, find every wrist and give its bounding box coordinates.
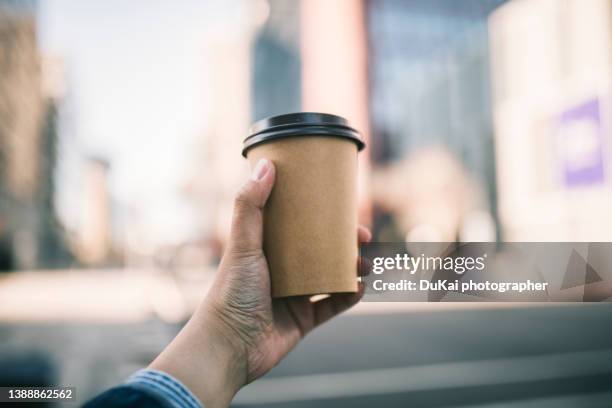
[150,307,246,408]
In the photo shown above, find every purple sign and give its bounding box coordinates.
[557,99,605,187]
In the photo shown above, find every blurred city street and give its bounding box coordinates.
[237,304,612,407]
[3,288,612,406]
[1,268,612,406]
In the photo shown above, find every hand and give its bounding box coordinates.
[150,159,371,408]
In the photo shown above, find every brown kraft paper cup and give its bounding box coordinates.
[243,112,365,297]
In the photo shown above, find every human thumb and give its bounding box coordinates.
[227,158,275,255]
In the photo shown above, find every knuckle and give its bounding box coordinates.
[233,188,253,211]
[233,183,262,214]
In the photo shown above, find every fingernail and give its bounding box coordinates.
[251,159,270,181]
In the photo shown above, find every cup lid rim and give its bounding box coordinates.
[243,112,365,157]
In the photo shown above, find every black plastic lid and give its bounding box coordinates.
[242,112,365,157]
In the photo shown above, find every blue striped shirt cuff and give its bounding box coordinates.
[126,369,202,408]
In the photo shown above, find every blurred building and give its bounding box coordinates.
[77,157,111,265]
[251,0,301,120]
[301,0,372,222]
[185,2,266,255]
[0,1,72,270]
[37,55,72,268]
[43,55,120,267]
[366,0,506,240]
[490,0,612,240]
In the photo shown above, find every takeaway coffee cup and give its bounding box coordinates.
[242,112,365,297]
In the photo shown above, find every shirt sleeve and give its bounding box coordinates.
[83,368,203,408]
[125,369,203,408]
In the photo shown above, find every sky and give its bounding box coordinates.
[37,0,252,245]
